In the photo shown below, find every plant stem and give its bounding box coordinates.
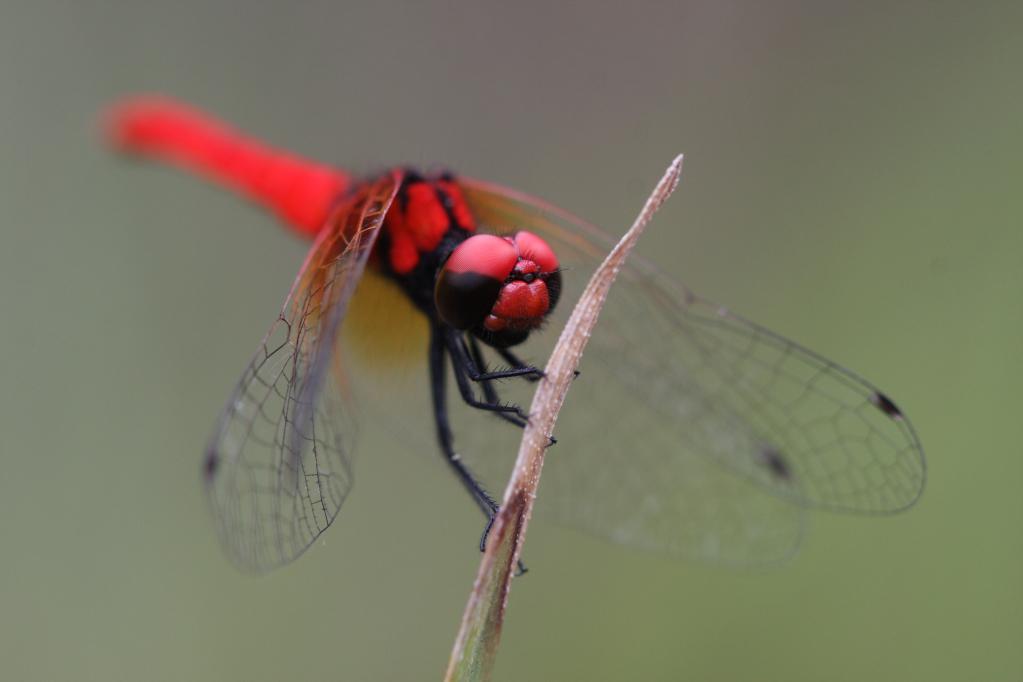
[443,155,685,682]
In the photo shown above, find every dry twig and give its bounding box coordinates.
[444,155,685,681]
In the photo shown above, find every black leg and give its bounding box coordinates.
[430,325,528,573]
[430,325,499,517]
[467,337,559,447]
[498,345,580,381]
[495,346,545,382]
[466,338,530,429]
[445,331,530,422]
[452,332,543,382]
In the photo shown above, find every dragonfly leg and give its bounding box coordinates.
[429,325,528,574]
[466,338,531,429]
[467,337,558,445]
[495,346,579,381]
[445,331,530,422]
[454,333,543,382]
[495,346,545,382]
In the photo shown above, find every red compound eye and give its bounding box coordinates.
[434,235,518,330]
[512,230,558,273]
[434,231,561,344]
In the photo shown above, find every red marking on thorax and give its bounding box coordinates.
[436,179,476,232]
[383,178,477,275]
[105,96,351,237]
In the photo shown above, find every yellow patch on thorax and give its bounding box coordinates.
[342,268,429,374]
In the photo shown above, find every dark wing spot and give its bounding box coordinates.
[757,446,793,481]
[203,449,219,480]
[870,391,904,420]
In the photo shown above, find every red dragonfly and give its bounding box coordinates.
[105,96,925,573]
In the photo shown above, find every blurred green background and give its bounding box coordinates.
[1,2,1020,680]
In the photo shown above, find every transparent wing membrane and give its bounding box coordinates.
[203,172,400,572]
[200,168,923,572]
[458,178,925,565]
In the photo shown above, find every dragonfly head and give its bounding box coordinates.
[434,231,561,347]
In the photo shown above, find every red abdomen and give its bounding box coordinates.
[105,96,352,237]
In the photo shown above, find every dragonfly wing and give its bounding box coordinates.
[625,287,926,513]
[541,355,809,565]
[459,178,924,564]
[203,171,401,572]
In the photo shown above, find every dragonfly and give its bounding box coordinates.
[105,95,925,573]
